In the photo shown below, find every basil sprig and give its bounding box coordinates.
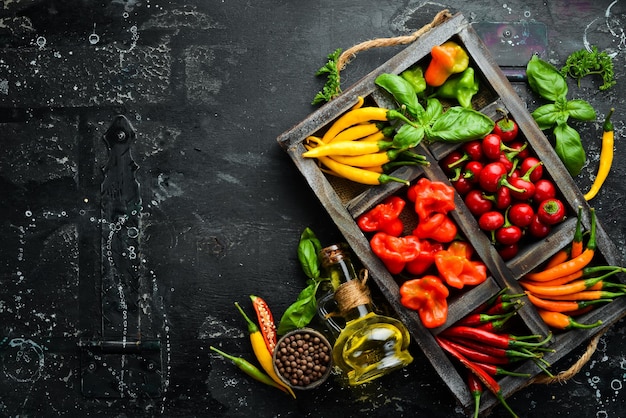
[526,55,596,176]
[374,73,494,147]
[276,228,329,335]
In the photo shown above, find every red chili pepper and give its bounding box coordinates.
[250,295,277,353]
[472,361,531,378]
[442,325,552,350]
[451,176,473,196]
[434,241,488,289]
[537,198,566,225]
[408,177,456,220]
[435,336,519,418]
[498,243,519,261]
[440,337,511,365]
[478,210,505,232]
[399,275,449,328]
[463,161,483,183]
[467,372,483,418]
[357,195,406,237]
[478,162,523,194]
[369,232,421,274]
[456,311,513,328]
[444,336,539,361]
[440,150,469,176]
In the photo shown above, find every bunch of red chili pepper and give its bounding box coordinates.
[436,289,553,418]
[519,206,626,330]
[357,178,488,328]
[442,110,567,260]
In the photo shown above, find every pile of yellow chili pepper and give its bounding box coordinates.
[301,99,429,186]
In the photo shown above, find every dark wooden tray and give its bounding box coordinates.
[276,12,626,415]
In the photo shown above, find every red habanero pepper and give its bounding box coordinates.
[413,213,458,243]
[407,177,456,220]
[369,232,421,274]
[405,239,444,275]
[357,195,406,236]
[434,241,488,289]
[399,275,449,328]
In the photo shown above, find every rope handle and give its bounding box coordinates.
[336,9,453,73]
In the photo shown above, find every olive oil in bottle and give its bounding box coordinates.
[319,244,413,385]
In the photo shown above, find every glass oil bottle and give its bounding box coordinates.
[318,244,413,385]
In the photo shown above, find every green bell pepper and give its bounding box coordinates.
[435,67,479,108]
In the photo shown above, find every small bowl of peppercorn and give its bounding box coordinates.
[273,328,333,390]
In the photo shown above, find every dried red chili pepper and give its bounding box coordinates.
[357,195,406,237]
[369,232,421,274]
[399,275,449,328]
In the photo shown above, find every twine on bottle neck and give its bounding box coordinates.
[332,268,372,316]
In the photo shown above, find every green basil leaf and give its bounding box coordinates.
[566,99,596,121]
[527,55,568,102]
[531,104,560,130]
[553,122,586,176]
[375,73,423,119]
[426,107,495,143]
[276,280,320,335]
[393,123,425,149]
[422,97,444,126]
[298,228,321,279]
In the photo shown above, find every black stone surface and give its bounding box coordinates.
[1,1,625,417]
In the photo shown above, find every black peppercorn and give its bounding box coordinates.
[273,329,332,389]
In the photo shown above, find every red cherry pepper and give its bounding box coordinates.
[537,198,566,225]
[452,176,473,196]
[508,202,534,228]
[463,161,483,183]
[481,134,504,160]
[357,195,406,237]
[464,189,493,216]
[462,140,484,161]
[478,210,505,232]
[441,151,469,176]
[399,275,449,328]
[484,187,511,210]
[498,242,519,261]
[507,141,529,160]
[478,162,525,194]
[528,214,551,238]
[520,156,544,182]
[492,112,519,142]
[533,178,557,202]
[495,221,522,246]
[507,161,542,200]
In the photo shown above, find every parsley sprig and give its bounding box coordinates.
[560,46,616,91]
[311,48,342,105]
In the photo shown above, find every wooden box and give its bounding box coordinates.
[276,12,626,415]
